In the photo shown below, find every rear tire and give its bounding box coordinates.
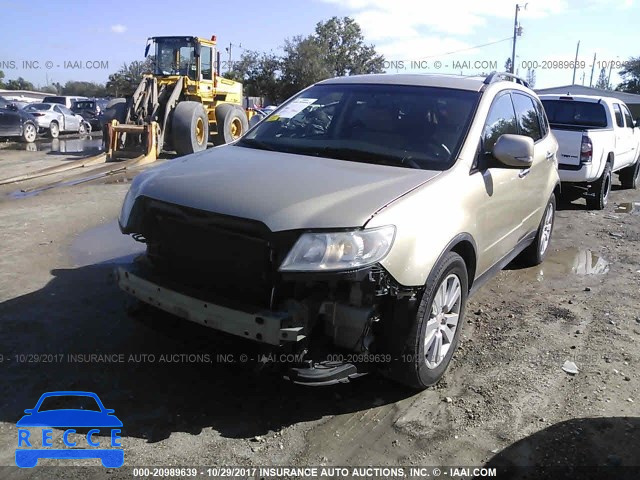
[619,155,640,189]
[48,121,59,138]
[586,162,612,210]
[171,101,209,156]
[518,194,556,267]
[384,252,468,390]
[214,104,248,145]
[21,122,37,143]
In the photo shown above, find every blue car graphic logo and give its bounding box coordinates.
[16,391,123,468]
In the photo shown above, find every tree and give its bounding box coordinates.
[39,85,58,94]
[526,68,536,88]
[616,57,640,94]
[61,81,108,97]
[0,70,4,88]
[313,16,385,76]
[106,57,155,97]
[504,58,513,74]
[4,77,34,91]
[595,67,610,90]
[280,35,332,100]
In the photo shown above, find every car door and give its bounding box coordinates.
[621,104,638,167]
[0,107,10,135]
[0,106,22,136]
[511,92,556,235]
[612,103,632,167]
[471,91,533,273]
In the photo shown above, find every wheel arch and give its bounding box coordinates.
[429,233,477,293]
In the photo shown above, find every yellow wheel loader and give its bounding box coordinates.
[105,35,252,159]
[0,35,254,191]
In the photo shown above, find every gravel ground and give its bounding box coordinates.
[0,139,638,480]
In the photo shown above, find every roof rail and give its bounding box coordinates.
[483,71,530,88]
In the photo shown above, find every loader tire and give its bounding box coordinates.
[172,101,209,156]
[214,104,248,145]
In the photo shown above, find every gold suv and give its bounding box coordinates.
[118,72,560,389]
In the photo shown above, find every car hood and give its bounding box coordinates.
[16,410,123,427]
[133,145,441,231]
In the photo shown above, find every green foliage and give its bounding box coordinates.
[106,57,155,97]
[616,57,640,94]
[61,81,108,97]
[3,76,34,91]
[595,67,610,90]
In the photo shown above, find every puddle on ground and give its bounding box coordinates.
[1,135,102,153]
[614,202,640,214]
[515,247,610,283]
[70,220,145,267]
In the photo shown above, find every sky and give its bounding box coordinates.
[0,0,638,90]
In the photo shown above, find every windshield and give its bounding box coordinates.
[541,100,608,128]
[38,395,101,412]
[237,84,479,170]
[43,96,65,104]
[155,38,197,78]
[72,101,95,111]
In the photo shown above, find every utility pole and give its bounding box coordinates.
[606,57,618,88]
[571,41,580,84]
[510,4,527,74]
[225,42,242,73]
[589,53,596,87]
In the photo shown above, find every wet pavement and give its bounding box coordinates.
[614,202,640,215]
[516,247,610,282]
[69,219,145,266]
[0,134,102,154]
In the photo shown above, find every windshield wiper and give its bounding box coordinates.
[311,146,421,169]
[236,138,278,152]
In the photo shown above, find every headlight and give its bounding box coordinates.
[279,226,396,272]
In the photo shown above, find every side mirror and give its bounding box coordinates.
[492,134,534,168]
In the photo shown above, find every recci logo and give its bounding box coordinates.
[15,391,123,468]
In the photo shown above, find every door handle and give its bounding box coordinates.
[545,151,555,160]
[518,168,531,178]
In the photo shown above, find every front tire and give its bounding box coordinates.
[619,155,640,189]
[518,193,556,267]
[172,101,209,156]
[586,162,612,210]
[48,121,59,138]
[387,252,468,390]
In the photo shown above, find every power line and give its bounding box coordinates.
[393,37,514,62]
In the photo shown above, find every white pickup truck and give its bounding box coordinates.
[539,94,640,209]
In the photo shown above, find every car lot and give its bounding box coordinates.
[0,140,638,475]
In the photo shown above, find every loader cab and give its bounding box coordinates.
[148,36,214,83]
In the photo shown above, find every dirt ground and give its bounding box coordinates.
[0,138,638,480]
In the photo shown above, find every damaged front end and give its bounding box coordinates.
[117,197,419,385]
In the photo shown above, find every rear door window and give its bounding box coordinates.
[613,104,624,127]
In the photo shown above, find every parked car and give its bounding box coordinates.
[117,72,559,389]
[23,103,90,138]
[0,96,38,142]
[539,94,640,209]
[71,98,108,131]
[41,95,89,109]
